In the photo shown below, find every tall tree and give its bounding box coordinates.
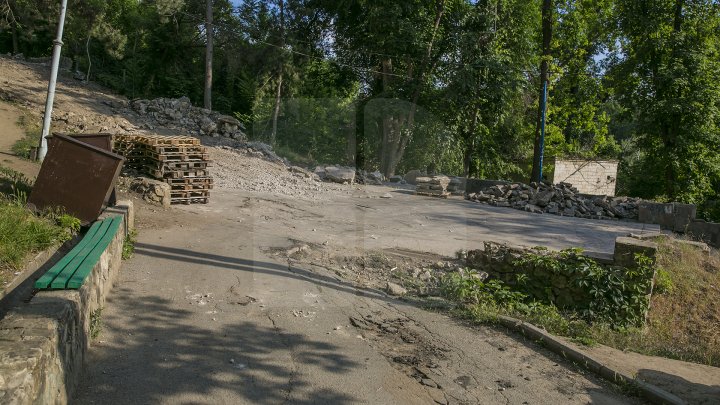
[204,0,213,109]
[612,0,720,204]
[530,0,552,183]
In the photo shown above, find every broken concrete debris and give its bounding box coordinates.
[129,97,247,140]
[416,176,451,198]
[315,166,356,184]
[386,282,408,296]
[466,181,641,220]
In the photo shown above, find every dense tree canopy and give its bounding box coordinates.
[1,0,718,218]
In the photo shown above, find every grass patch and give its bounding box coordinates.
[590,238,720,366]
[11,112,41,159]
[90,307,103,339]
[122,229,137,260]
[437,239,720,367]
[0,166,77,283]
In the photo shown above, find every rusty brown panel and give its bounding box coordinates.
[50,133,117,205]
[57,133,113,151]
[28,134,124,224]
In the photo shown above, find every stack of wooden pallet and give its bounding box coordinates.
[114,134,213,204]
[415,176,451,198]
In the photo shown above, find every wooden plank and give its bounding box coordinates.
[34,221,104,289]
[49,218,113,289]
[67,216,123,289]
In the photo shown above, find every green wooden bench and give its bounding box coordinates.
[35,215,123,290]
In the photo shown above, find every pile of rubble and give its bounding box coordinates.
[314,166,357,184]
[466,181,641,220]
[416,176,451,198]
[129,97,247,140]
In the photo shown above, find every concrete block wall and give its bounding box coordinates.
[638,201,720,248]
[0,201,133,404]
[552,159,618,196]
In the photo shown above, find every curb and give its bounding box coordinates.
[495,315,687,405]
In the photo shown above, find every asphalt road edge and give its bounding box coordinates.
[495,315,687,405]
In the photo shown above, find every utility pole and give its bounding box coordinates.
[204,0,213,110]
[38,0,68,162]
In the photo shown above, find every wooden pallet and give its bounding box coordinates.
[170,183,213,191]
[171,190,209,198]
[165,176,213,184]
[171,197,209,204]
[140,144,208,154]
[147,168,210,179]
[136,135,200,146]
[140,149,211,162]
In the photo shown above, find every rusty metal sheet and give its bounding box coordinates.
[53,133,117,205]
[58,133,113,151]
[28,133,124,224]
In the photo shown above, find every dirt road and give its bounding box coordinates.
[73,188,645,404]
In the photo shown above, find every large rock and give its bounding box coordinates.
[404,170,424,185]
[130,177,171,208]
[324,167,356,184]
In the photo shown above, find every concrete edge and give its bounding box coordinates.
[0,200,134,405]
[495,315,687,405]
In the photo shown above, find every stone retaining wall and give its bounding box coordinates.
[466,236,657,313]
[639,202,720,248]
[0,201,134,404]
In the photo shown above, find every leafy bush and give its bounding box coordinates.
[513,249,654,327]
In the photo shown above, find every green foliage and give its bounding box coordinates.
[653,267,674,294]
[0,199,72,270]
[514,249,654,327]
[90,307,103,339]
[122,229,137,260]
[0,165,33,200]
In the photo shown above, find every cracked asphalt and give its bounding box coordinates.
[73,187,647,404]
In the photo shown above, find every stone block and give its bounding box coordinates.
[638,202,675,229]
[613,237,658,268]
[687,220,720,248]
[672,203,697,232]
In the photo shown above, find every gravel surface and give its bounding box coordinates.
[210,146,356,199]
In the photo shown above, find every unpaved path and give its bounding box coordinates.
[0,102,39,178]
[74,191,640,404]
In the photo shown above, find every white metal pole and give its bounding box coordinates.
[38,0,68,162]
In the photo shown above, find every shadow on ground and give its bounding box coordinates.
[75,289,360,404]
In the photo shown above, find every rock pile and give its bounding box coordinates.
[314,166,356,184]
[357,170,385,185]
[129,177,171,208]
[465,181,641,220]
[129,97,247,140]
[416,176,451,198]
[447,177,464,194]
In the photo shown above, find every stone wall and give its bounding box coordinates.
[0,201,133,404]
[466,237,657,314]
[552,159,618,196]
[639,202,720,248]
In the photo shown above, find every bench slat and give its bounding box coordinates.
[67,216,123,289]
[49,218,113,289]
[34,221,104,289]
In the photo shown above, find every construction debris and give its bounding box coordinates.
[114,134,213,204]
[465,181,641,220]
[416,176,451,198]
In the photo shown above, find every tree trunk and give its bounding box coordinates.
[530,0,552,183]
[85,36,91,82]
[380,0,446,178]
[11,24,18,55]
[270,71,283,147]
[204,0,213,110]
[462,108,480,178]
[270,0,285,147]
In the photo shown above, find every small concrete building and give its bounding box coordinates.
[552,159,619,196]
